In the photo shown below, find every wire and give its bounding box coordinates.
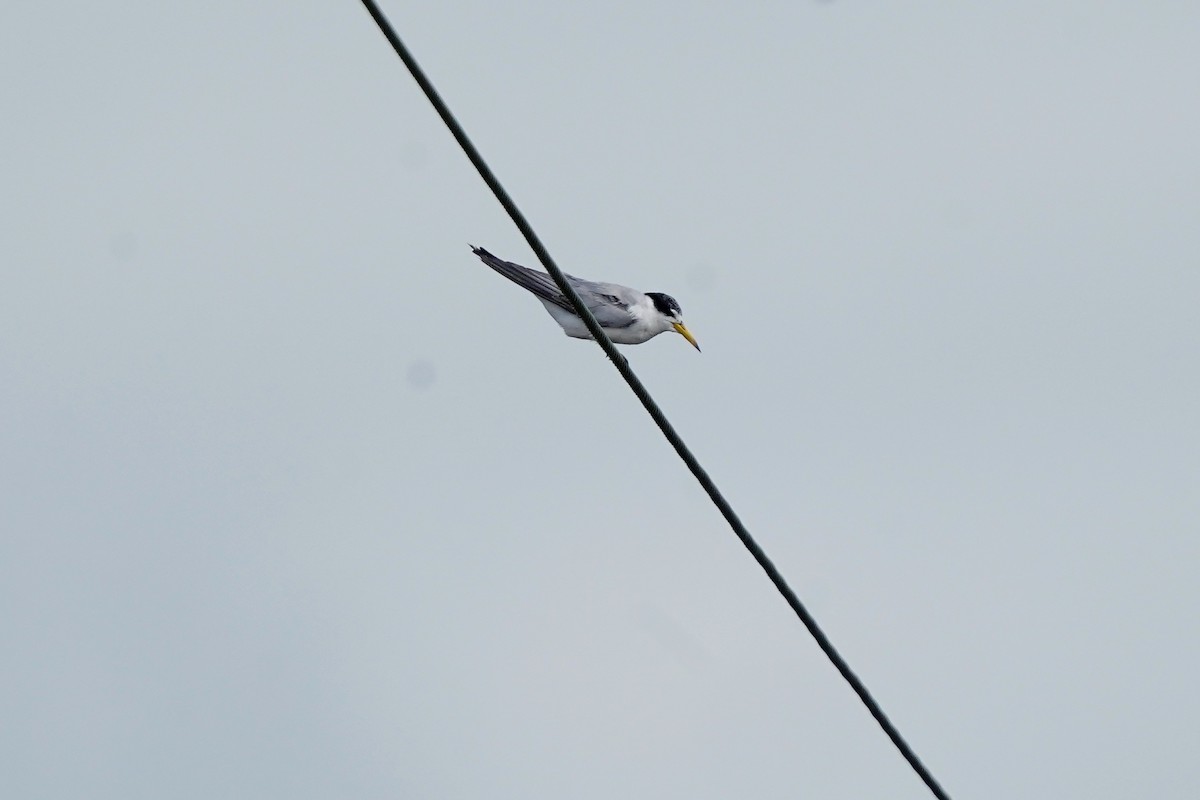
[355,3,952,798]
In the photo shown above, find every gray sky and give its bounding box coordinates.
[3,2,1198,798]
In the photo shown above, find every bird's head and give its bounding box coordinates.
[647,292,700,352]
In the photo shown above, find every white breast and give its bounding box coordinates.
[537,297,669,345]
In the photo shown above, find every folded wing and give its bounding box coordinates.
[471,246,573,311]
[471,246,636,329]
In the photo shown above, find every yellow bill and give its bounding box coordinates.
[673,322,701,352]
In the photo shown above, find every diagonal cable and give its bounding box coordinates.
[355,3,951,798]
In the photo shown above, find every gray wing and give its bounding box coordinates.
[472,246,572,311]
[571,279,642,328]
[471,246,637,328]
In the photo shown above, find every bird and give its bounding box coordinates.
[470,246,700,351]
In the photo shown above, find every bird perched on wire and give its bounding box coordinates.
[471,246,701,352]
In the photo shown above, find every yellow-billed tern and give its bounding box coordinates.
[472,246,700,351]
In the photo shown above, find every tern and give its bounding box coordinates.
[471,246,700,351]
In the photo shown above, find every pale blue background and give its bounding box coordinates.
[3,3,1197,798]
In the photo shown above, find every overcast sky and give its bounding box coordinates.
[3,2,1198,798]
